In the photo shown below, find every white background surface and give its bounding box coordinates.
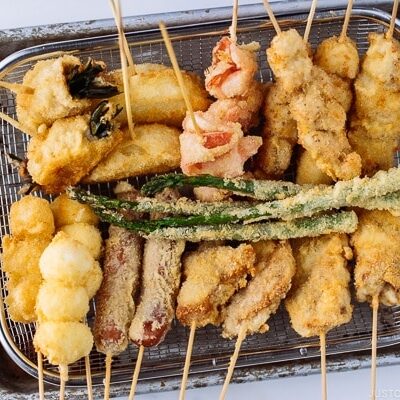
[2,1,399,399]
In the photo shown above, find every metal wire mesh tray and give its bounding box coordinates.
[0,5,400,389]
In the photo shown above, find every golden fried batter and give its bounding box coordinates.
[286,234,353,337]
[84,124,181,183]
[176,244,256,328]
[351,210,400,306]
[222,240,295,338]
[27,113,124,193]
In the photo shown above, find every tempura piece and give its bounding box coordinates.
[84,124,181,183]
[351,210,400,306]
[286,234,353,337]
[177,244,256,327]
[9,195,55,238]
[16,55,117,134]
[205,37,260,99]
[109,66,211,127]
[348,33,400,175]
[27,102,124,193]
[296,149,333,185]
[34,322,93,366]
[256,82,297,178]
[222,240,295,338]
[50,193,99,228]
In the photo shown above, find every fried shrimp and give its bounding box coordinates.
[205,37,260,99]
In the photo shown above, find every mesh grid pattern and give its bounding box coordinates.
[0,11,399,387]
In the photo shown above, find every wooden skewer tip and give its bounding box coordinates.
[179,321,197,400]
[339,0,353,42]
[320,332,327,400]
[229,0,239,43]
[262,0,281,34]
[304,0,318,43]
[371,295,379,400]
[388,0,400,39]
[128,345,145,400]
[219,326,247,400]
[104,353,113,400]
[85,354,94,400]
[37,351,44,400]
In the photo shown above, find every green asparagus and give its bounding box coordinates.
[141,173,315,200]
[69,167,400,225]
[95,210,358,241]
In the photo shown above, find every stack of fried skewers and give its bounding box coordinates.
[1,0,400,400]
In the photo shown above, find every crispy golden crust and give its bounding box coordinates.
[16,55,94,135]
[295,149,333,185]
[27,114,124,193]
[256,82,298,178]
[84,124,181,183]
[351,210,400,306]
[109,67,211,127]
[222,240,295,338]
[176,244,256,328]
[286,234,353,337]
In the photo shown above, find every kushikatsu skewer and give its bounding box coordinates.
[104,354,112,400]
[262,0,281,34]
[229,0,239,43]
[59,365,68,400]
[179,320,196,400]
[85,351,94,400]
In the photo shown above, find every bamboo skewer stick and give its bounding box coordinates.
[339,0,353,42]
[59,365,68,400]
[110,0,135,140]
[219,326,247,400]
[179,321,196,400]
[104,352,112,400]
[0,81,33,94]
[0,111,30,135]
[370,295,379,400]
[387,0,399,39]
[109,0,136,73]
[159,22,201,137]
[85,354,94,400]
[304,0,318,43]
[37,350,44,400]
[320,332,327,400]
[128,345,145,400]
[262,0,281,34]
[229,0,239,43]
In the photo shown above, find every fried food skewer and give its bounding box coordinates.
[159,22,201,136]
[128,345,145,400]
[229,0,239,43]
[59,365,68,400]
[85,353,94,400]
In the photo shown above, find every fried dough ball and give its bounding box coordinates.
[50,194,98,228]
[5,275,42,323]
[59,223,102,260]
[36,283,89,322]
[9,196,54,239]
[85,262,103,299]
[314,36,359,80]
[34,322,93,366]
[1,236,50,278]
[39,232,96,286]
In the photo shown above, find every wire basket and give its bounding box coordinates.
[0,6,399,388]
